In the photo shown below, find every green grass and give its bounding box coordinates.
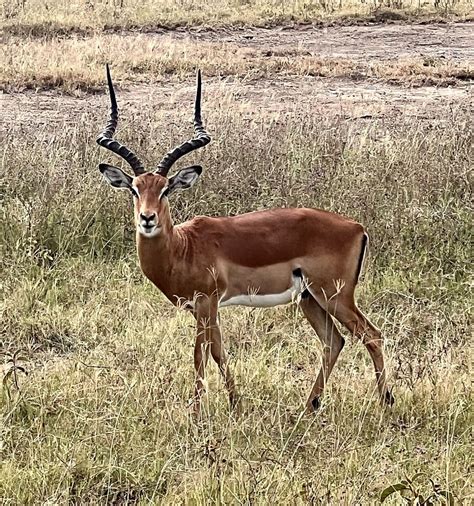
[1,102,472,502]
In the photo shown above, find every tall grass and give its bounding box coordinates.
[2,0,472,33]
[1,105,471,275]
[1,102,472,502]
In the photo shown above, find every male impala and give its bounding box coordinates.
[97,65,394,415]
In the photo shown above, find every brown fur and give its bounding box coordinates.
[128,172,393,416]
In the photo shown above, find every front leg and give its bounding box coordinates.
[193,324,210,417]
[193,295,238,416]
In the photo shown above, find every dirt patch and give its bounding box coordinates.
[163,22,474,61]
[1,23,472,134]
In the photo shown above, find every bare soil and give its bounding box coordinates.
[181,21,474,61]
[1,23,473,133]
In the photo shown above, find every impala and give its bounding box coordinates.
[97,65,394,415]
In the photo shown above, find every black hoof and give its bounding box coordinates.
[311,397,321,411]
[384,390,395,407]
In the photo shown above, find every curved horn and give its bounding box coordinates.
[97,64,146,176]
[156,70,211,177]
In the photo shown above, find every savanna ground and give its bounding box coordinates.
[1,1,473,504]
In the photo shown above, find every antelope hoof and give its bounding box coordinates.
[384,390,395,407]
[306,397,321,414]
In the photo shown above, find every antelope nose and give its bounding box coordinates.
[140,212,156,224]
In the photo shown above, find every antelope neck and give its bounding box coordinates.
[136,213,190,296]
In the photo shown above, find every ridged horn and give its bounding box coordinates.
[156,70,210,176]
[97,64,146,176]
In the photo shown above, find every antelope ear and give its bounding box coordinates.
[161,165,202,198]
[99,163,133,189]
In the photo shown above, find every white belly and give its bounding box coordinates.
[219,275,304,308]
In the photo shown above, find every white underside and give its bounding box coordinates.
[219,275,305,308]
[182,271,308,311]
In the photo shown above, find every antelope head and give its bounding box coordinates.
[97,65,210,238]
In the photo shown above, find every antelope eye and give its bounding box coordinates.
[131,187,139,199]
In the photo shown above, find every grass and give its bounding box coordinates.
[1,99,472,502]
[1,1,473,501]
[2,0,473,34]
[2,0,472,93]
[2,31,473,93]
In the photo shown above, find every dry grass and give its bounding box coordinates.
[1,100,472,502]
[1,2,473,502]
[2,0,473,34]
[2,0,472,93]
[2,32,472,93]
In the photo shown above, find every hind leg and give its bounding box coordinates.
[300,294,345,413]
[356,310,394,406]
[311,290,394,406]
[208,321,238,410]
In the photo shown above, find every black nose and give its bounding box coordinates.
[140,212,156,224]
